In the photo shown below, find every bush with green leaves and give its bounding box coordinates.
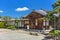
[49,30,60,37]
[7,26,16,29]
[0,22,5,28]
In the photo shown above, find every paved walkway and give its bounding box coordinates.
[0,29,45,40]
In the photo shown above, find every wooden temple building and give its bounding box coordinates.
[20,10,50,29]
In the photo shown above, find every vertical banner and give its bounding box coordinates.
[43,20,45,26]
[46,20,49,26]
[35,19,38,26]
[27,25,29,30]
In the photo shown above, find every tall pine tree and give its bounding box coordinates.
[52,0,60,29]
[52,0,60,14]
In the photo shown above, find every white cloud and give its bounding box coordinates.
[0,10,4,13]
[16,7,29,11]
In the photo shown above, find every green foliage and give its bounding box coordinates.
[55,30,60,36]
[15,17,19,23]
[49,30,60,37]
[52,0,60,14]
[53,6,60,14]
[51,0,60,29]
[0,16,2,18]
[49,30,55,36]
[46,11,54,20]
[15,18,19,27]
[46,11,54,21]
[3,16,11,21]
[2,16,11,27]
[0,22,5,28]
[7,26,16,29]
[52,0,60,8]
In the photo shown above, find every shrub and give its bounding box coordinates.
[49,30,55,37]
[49,30,60,37]
[7,26,16,29]
[0,22,5,28]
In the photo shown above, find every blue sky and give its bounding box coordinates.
[0,0,55,18]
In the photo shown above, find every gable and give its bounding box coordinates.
[25,11,44,18]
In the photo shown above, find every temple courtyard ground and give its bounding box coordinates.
[0,29,52,40]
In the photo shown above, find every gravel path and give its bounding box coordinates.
[0,29,45,40]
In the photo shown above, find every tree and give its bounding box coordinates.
[46,11,53,20]
[0,16,2,18]
[42,11,54,27]
[52,0,60,28]
[3,16,11,28]
[52,0,60,9]
[49,30,60,40]
[49,0,60,39]
[15,17,19,28]
[52,0,60,14]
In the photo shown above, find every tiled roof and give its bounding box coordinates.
[23,10,47,17]
[35,10,47,15]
